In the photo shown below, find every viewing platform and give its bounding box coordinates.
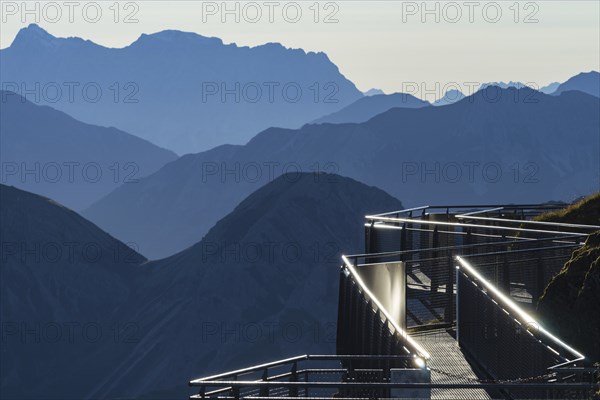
[189,204,600,399]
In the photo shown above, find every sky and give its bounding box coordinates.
[1,1,599,97]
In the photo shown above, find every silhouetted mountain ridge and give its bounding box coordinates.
[0,91,177,210]
[1,175,402,398]
[553,71,600,98]
[311,92,430,124]
[1,24,363,154]
[0,184,146,399]
[101,173,402,398]
[85,87,600,258]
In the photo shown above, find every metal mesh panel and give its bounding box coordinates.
[464,245,577,308]
[335,268,415,398]
[367,218,581,326]
[365,224,401,262]
[405,256,455,330]
[457,271,568,399]
[336,269,412,366]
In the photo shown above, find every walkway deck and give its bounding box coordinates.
[414,329,493,400]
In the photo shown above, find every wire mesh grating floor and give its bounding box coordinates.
[414,329,493,400]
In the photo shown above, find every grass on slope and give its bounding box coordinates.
[536,192,600,364]
[534,192,600,226]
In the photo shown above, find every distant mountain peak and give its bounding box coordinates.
[469,85,545,102]
[311,92,429,124]
[479,81,530,90]
[10,23,101,50]
[364,88,385,96]
[574,70,599,78]
[133,29,224,47]
[130,30,319,57]
[539,82,560,94]
[2,24,361,154]
[12,23,57,46]
[433,89,465,106]
[20,23,52,37]
[552,71,599,98]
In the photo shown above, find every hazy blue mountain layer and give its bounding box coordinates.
[1,175,402,398]
[85,87,600,258]
[1,24,363,154]
[0,91,177,210]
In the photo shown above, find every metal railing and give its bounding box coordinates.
[456,255,595,399]
[361,205,591,332]
[189,354,420,399]
[342,204,598,398]
[189,354,598,399]
[349,235,585,332]
[370,204,568,219]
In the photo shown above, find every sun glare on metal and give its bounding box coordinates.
[342,255,431,360]
[456,256,585,361]
[414,357,426,368]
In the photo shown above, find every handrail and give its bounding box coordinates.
[190,354,416,384]
[191,381,599,390]
[458,242,581,260]
[194,354,419,398]
[455,214,600,231]
[341,256,431,360]
[191,382,599,389]
[345,234,584,262]
[190,355,307,384]
[459,207,505,216]
[456,256,585,365]
[372,204,565,218]
[370,205,430,217]
[365,215,589,237]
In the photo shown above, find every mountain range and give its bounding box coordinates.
[0,24,363,154]
[1,174,402,398]
[0,91,177,210]
[552,71,600,98]
[477,74,600,97]
[312,93,430,124]
[84,87,600,258]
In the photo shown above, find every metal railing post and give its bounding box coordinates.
[534,256,545,305]
[502,244,511,293]
[304,370,309,397]
[431,226,440,292]
[446,254,455,324]
[456,267,460,345]
[232,385,240,400]
[365,223,373,263]
[400,222,407,261]
[260,368,269,397]
[289,362,298,397]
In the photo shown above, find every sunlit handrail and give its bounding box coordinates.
[456,256,585,366]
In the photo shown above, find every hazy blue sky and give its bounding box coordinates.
[2,1,598,96]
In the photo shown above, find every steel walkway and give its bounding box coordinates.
[414,329,492,400]
[189,204,600,399]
